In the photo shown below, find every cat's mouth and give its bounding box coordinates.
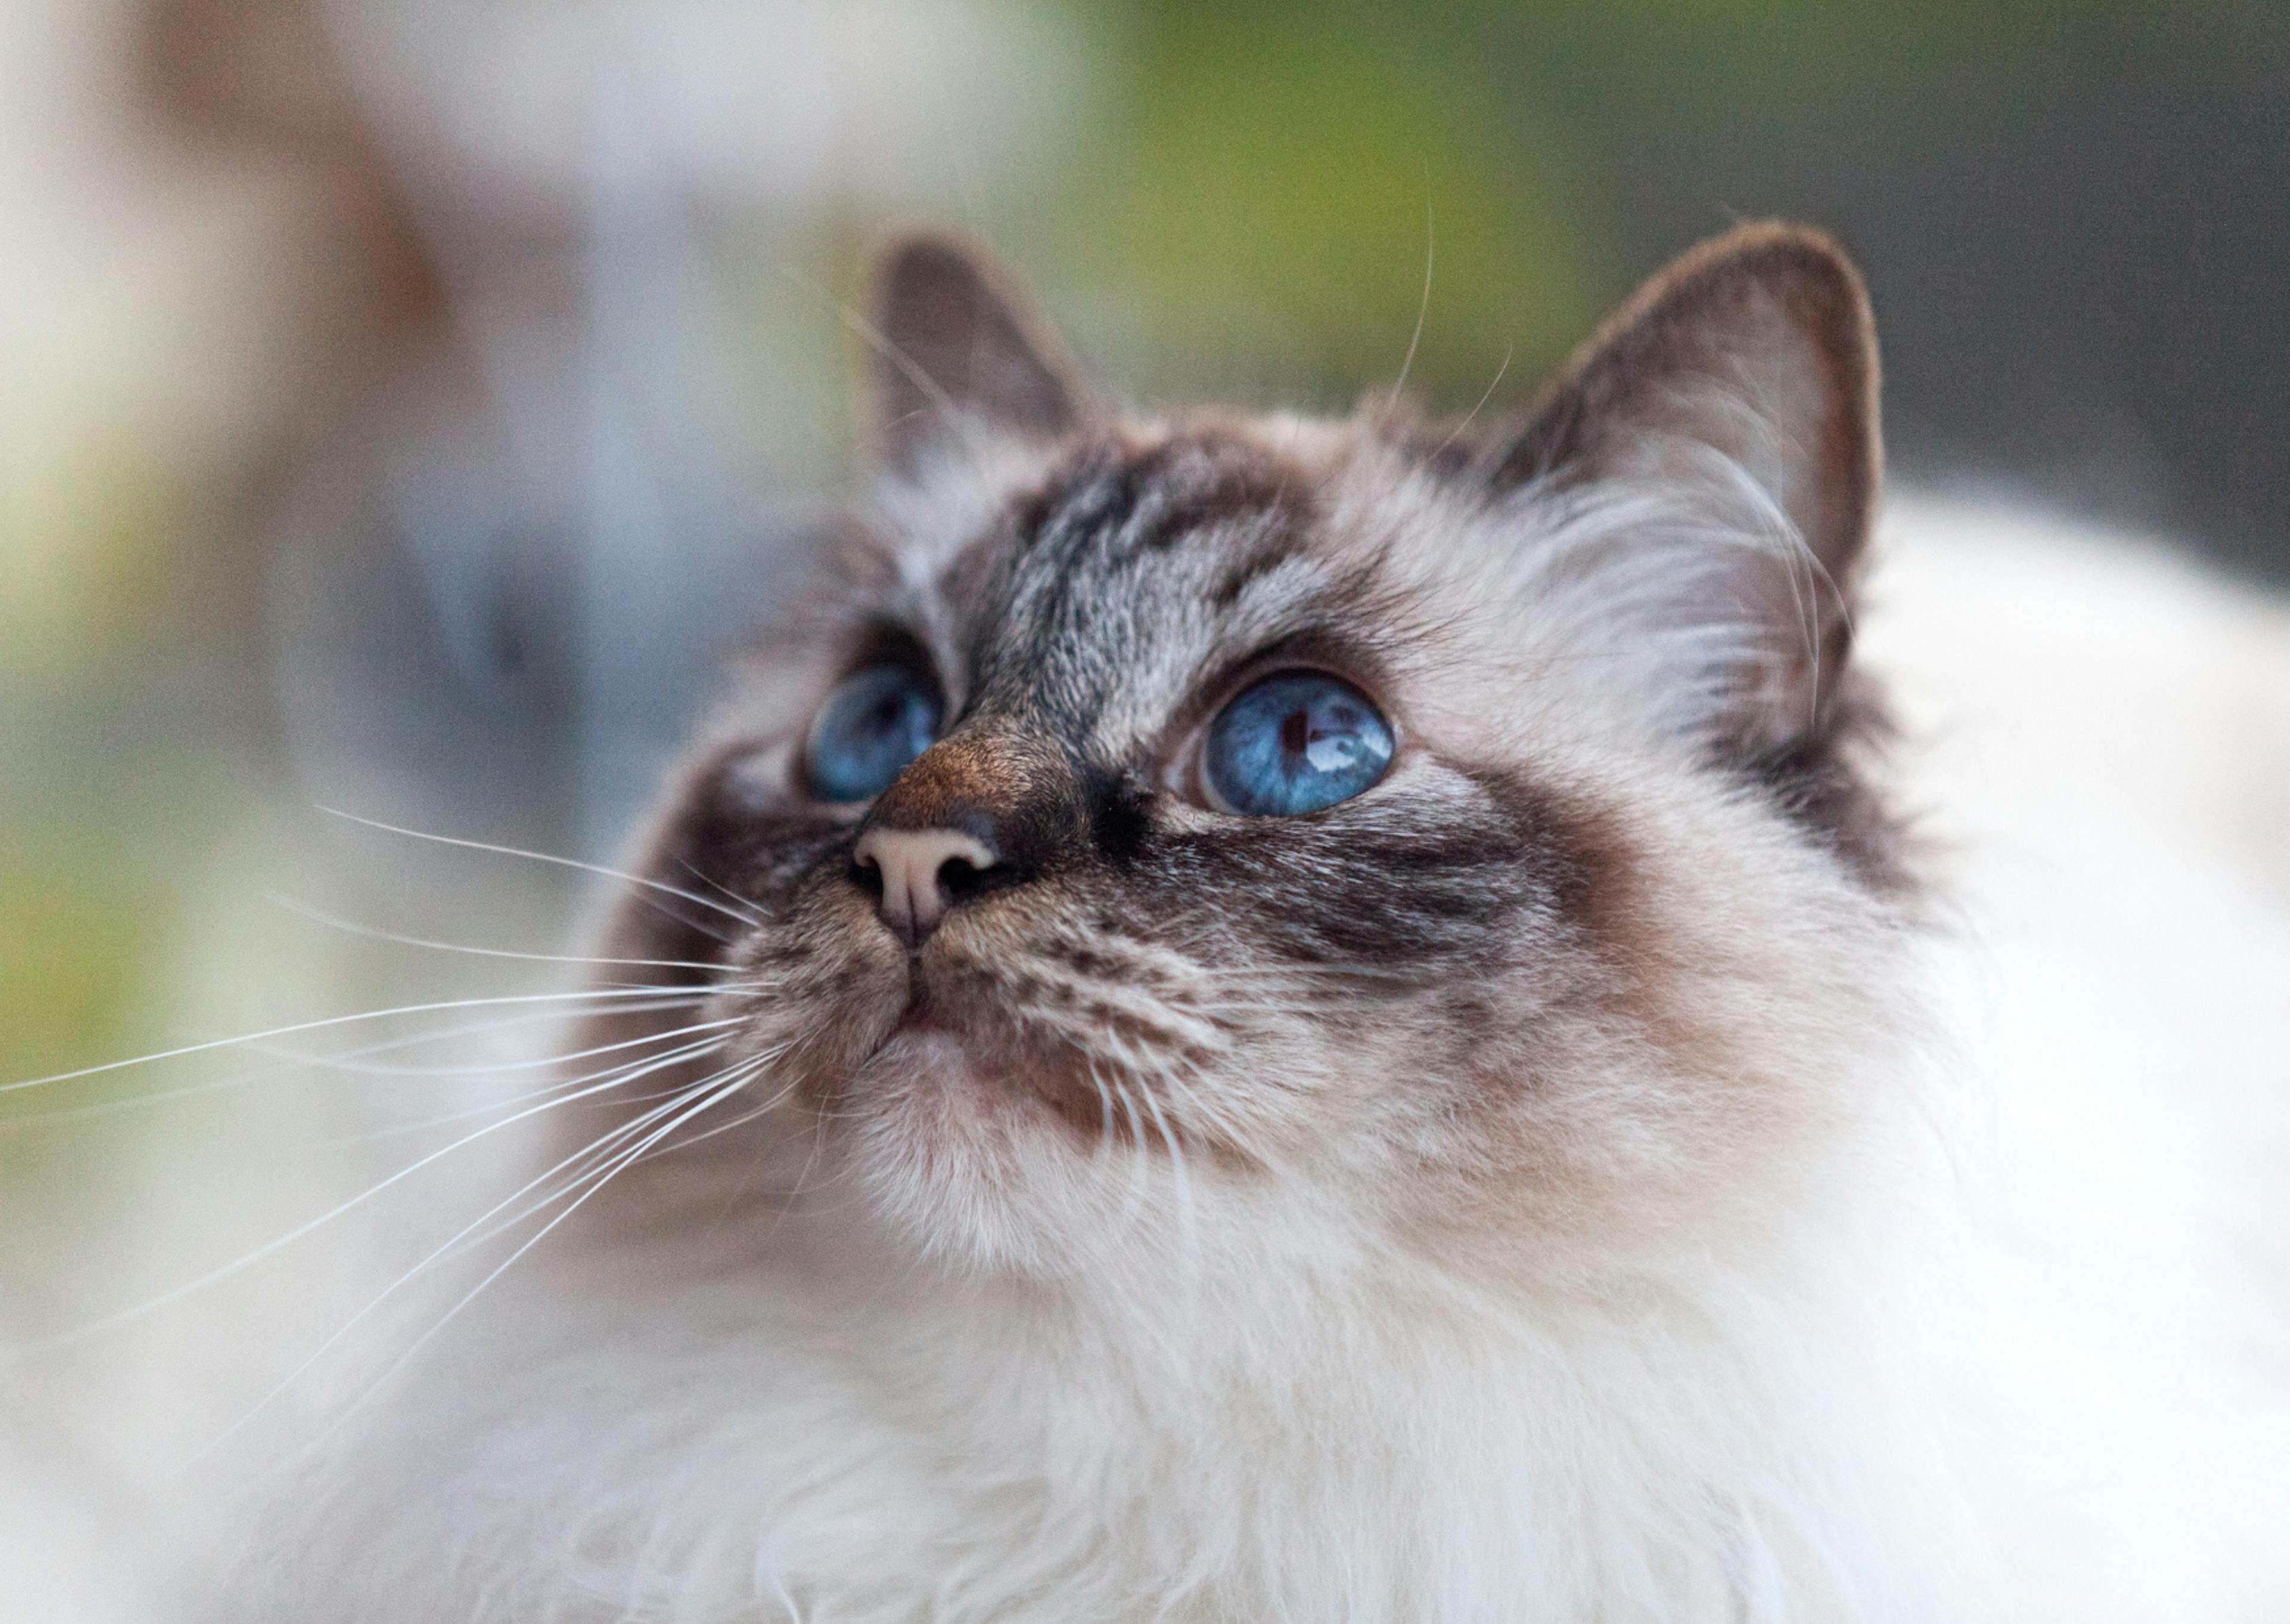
[763,897,1212,1155]
[843,959,1142,1148]
[886,983,957,1039]
[868,973,1023,1082]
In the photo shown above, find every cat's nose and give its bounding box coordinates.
[852,826,1002,947]
[852,727,1064,944]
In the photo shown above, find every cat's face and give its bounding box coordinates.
[595,227,1913,1289]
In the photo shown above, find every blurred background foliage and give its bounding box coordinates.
[0,5,2286,1601]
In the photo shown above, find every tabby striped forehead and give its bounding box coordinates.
[885,426,1385,761]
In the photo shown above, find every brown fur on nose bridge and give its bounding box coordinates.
[868,729,1071,835]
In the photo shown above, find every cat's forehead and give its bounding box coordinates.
[867,415,1404,743]
[888,415,1355,587]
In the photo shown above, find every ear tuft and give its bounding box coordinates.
[1495,222,1883,754]
[867,231,1088,475]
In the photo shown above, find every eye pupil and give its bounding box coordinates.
[1204,672,1394,817]
[806,662,943,802]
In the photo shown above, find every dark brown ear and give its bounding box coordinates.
[868,232,1089,475]
[1496,222,1881,750]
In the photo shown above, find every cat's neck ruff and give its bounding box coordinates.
[273,962,2235,1624]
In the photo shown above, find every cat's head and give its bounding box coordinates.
[592,224,1914,1293]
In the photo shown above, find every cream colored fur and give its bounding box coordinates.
[204,492,2290,1623]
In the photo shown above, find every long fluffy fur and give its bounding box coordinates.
[229,479,2290,1623]
[222,235,2290,1620]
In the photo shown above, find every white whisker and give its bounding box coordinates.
[7,1024,747,1358]
[196,1055,772,1467]
[0,997,717,1127]
[1,984,755,1095]
[314,1030,738,1145]
[329,1064,762,1427]
[659,1066,805,1157]
[421,1053,775,1260]
[1084,1062,1121,1165]
[258,1004,734,1082]
[1388,193,1434,410]
[1135,1081,1197,1269]
[671,856,769,925]
[264,894,736,974]
[1154,1056,1261,1169]
[316,807,763,929]
[1112,1079,1150,1226]
[1426,342,1515,466]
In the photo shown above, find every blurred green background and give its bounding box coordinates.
[3,0,2288,1362]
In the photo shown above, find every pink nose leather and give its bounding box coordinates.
[853,826,997,945]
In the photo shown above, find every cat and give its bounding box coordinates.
[235,223,2290,1621]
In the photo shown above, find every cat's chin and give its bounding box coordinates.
[862,1025,991,1101]
[855,1019,1106,1153]
[834,1019,1171,1276]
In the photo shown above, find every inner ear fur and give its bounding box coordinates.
[867,231,1091,475]
[1496,222,1883,748]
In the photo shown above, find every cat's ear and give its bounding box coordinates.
[867,231,1090,475]
[1494,222,1881,751]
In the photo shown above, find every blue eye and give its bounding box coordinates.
[806,662,943,802]
[1202,671,1395,816]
